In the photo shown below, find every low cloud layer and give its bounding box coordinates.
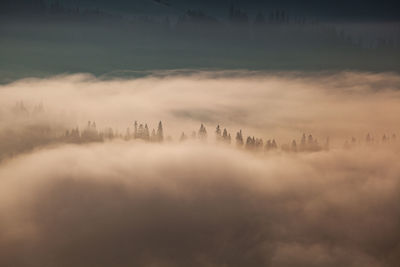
[0,142,400,266]
[1,71,400,141]
[0,71,400,266]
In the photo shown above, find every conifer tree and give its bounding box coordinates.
[222,128,228,141]
[134,121,138,139]
[271,139,277,149]
[236,130,244,146]
[144,124,150,140]
[157,121,164,142]
[246,136,253,150]
[180,132,187,142]
[308,134,313,145]
[198,124,207,140]
[138,124,144,139]
[216,125,221,141]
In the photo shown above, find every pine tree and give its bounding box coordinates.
[216,125,221,141]
[144,124,150,140]
[198,124,207,140]
[134,121,138,139]
[255,138,263,149]
[246,136,253,150]
[291,140,297,152]
[236,130,244,146]
[222,128,228,142]
[157,121,164,142]
[180,132,187,142]
[308,134,313,145]
[271,139,277,149]
[138,124,144,139]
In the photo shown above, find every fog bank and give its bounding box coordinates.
[0,141,399,266]
[0,71,400,266]
[1,71,400,141]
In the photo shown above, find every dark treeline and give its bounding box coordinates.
[57,120,400,154]
[64,120,165,144]
[0,0,313,24]
[1,1,399,85]
[1,0,399,50]
[1,101,398,162]
[0,0,320,27]
[0,0,111,18]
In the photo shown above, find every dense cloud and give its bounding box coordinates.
[1,71,400,140]
[0,142,400,266]
[0,72,400,266]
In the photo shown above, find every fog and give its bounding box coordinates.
[0,71,400,266]
[1,71,400,140]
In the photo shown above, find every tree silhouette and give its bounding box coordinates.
[236,130,244,147]
[216,125,221,141]
[308,134,313,145]
[157,121,164,142]
[198,124,207,140]
[180,132,187,142]
[134,121,138,139]
[144,124,150,140]
[271,139,278,150]
[222,128,231,144]
[137,124,144,139]
[291,140,297,152]
[246,136,254,150]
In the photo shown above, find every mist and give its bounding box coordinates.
[1,141,400,266]
[1,71,400,140]
[0,71,400,266]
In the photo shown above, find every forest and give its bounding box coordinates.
[1,100,397,162]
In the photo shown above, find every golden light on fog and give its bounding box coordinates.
[0,71,399,267]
